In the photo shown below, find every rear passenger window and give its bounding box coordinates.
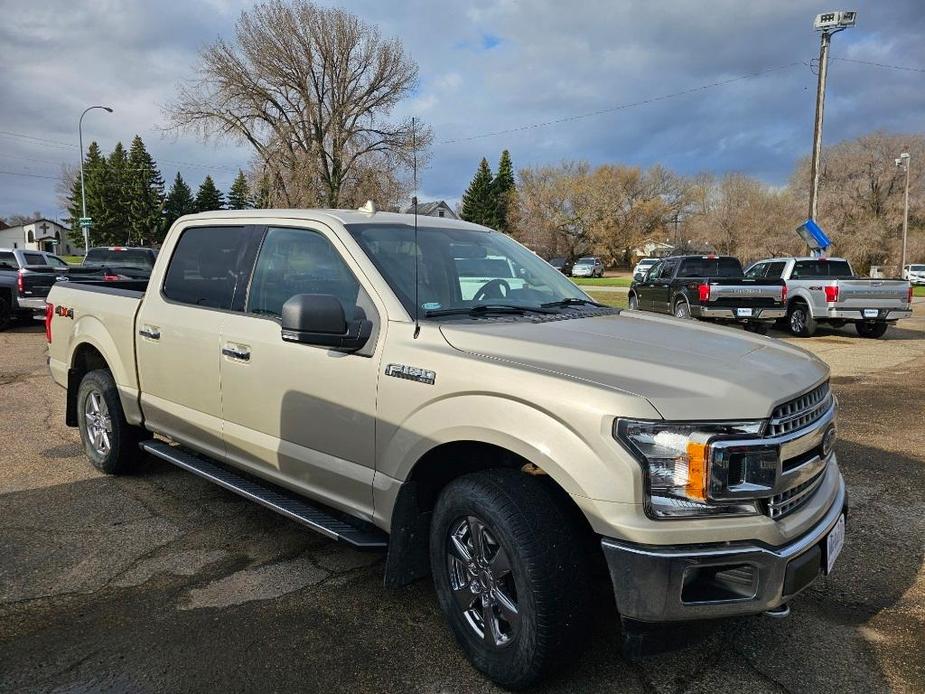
[247,227,361,319]
[23,252,47,265]
[765,261,786,279]
[163,226,255,310]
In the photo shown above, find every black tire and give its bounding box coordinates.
[745,323,769,335]
[0,295,11,331]
[628,293,638,310]
[673,298,691,319]
[855,321,888,339]
[430,469,592,690]
[77,369,150,474]
[787,302,816,337]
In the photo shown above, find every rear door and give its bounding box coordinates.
[218,224,383,517]
[136,224,262,460]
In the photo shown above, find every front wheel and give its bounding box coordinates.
[430,469,592,689]
[77,369,150,474]
[855,321,889,339]
[628,293,638,310]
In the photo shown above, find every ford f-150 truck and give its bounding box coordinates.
[628,254,787,333]
[46,210,847,688]
[744,256,913,338]
[0,248,70,329]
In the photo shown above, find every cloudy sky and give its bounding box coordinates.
[1,0,924,221]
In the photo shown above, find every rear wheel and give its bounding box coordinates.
[745,323,769,335]
[430,469,592,689]
[673,298,691,319]
[788,303,816,337]
[77,369,150,474]
[855,321,888,339]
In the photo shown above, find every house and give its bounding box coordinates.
[632,239,675,260]
[400,200,458,220]
[0,218,79,255]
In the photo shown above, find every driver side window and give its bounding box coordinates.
[247,227,361,319]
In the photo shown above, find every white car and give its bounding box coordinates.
[633,257,659,280]
[903,264,925,285]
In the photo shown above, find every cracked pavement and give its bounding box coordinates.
[1,311,924,693]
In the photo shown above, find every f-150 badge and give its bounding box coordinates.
[385,363,436,385]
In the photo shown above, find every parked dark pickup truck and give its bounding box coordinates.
[628,255,787,333]
[0,248,72,329]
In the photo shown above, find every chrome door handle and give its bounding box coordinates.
[139,326,160,340]
[222,346,250,361]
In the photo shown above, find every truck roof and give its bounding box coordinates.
[174,209,491,232]
[757,256,848,262]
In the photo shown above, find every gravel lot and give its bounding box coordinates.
[1,309,923,693]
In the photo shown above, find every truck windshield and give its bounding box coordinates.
[346,224,589,317]
[791,260,853,279]
[677,257,743,278]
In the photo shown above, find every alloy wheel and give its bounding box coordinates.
[84,390,112,456]
[446,515,520,648]
[790,309,805,334]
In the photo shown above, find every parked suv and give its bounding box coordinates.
[571,256,604,277]
[46,210,846,688]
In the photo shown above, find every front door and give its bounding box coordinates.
[649,258,677,314]
[219,225,383,519]
[635,261,661,310]
[136,224,260,461]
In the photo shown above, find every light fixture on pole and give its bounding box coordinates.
[78,105,114,255]
[895,152,910,274]
[807,11,857,223]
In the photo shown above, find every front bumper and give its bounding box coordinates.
[691,306,786,321]
[16,297,48,311]
[601,472,846,622]
[825,307,912,321]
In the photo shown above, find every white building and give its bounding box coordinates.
[0,218,79,256]
[400,200,458,220]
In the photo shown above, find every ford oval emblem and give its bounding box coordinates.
[822,426,837,458]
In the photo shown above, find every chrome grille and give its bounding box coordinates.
[766,469,826,519]
[769,382,832,436]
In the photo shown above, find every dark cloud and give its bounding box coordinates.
[1,0,924,218]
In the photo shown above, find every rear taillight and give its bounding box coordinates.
[781,284,788,304]
[698,283,710,302]
[103,273,119,281]
[824,285,839,303]
[45,303,53,343]
[17,270,24,295]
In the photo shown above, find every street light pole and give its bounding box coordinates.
[78,105,113,255]
[807,11,857,223]
[897,152,910,274]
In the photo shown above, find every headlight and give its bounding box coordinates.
[615,419,771,519]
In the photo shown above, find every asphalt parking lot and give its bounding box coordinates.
[2,310,924,693]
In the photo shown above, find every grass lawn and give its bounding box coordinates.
[586,291,628,309]
[914,285,925,297]
[61,256,84,265]
[571,276,633,287]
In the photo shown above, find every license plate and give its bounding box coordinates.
[863,309,878,318]
[737,308,753,317]
[825,514,846,574]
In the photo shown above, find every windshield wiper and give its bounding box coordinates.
[540,297,607,308]
[425,304,556,318]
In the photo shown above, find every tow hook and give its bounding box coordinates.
[763,603,790,619]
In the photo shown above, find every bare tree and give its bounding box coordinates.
[166,0,429,208]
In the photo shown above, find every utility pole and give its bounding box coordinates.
[807,11,856,222]
[896,152,910,273]
[78,105,114,255]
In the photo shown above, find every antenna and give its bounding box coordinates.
[411,116,420,339]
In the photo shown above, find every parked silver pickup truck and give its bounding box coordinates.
[745,257,913,338]
[46,210,847,688]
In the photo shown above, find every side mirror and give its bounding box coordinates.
[281,294,372,352]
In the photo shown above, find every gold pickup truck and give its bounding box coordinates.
[45,209,847,688]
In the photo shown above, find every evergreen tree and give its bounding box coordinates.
[252,175,272,208]
[127,135,166,245]
[492,149,515,233]
[164,172,196,230]
[106,142,131,243]
[195,175,225,212]
[227,170,252,209]
[460,158,495,227]
[67,141,110,247]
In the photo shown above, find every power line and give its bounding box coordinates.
[0,170,60,180]
[832,57,925,74]
[436,61,809,145]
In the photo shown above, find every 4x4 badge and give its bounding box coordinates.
[385,363,436,385]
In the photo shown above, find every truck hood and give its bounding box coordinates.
[439,311,828,420]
